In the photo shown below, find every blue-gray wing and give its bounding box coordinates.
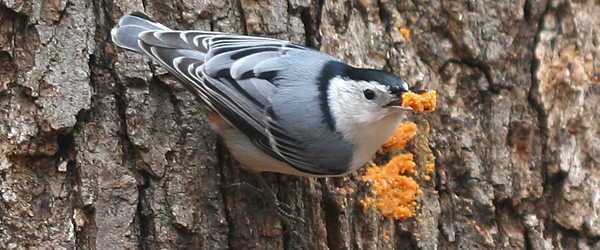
[133,29,349,174]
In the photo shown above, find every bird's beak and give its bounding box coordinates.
[386,101,413,111]
[386,99,404,107]
[385,89,426,109]
[385,80,412,108]
[385,88,407,108]
[385,96,413,110]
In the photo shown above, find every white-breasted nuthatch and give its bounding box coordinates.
[111,12,412,178]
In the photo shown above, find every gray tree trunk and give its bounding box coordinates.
[1,0,599,249]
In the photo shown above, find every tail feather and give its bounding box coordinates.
[111,12,171,52]
[113,13,213,100]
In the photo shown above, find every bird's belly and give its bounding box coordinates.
[204,108,310,176]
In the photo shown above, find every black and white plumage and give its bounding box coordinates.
[111,12,411,177]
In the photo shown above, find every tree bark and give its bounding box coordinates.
[1,0,599,249]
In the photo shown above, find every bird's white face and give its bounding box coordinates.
[327,76,410,171]
[327,76,408,126]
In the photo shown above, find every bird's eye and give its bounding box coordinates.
[363,89,376,100]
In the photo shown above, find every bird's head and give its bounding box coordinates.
[325,65,411,127]
[322,63,412,173]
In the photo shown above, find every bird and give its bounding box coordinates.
[111,12,413,178]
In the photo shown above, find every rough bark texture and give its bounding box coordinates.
[1,0,599,249]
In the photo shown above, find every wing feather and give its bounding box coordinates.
[230,51,280,79]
